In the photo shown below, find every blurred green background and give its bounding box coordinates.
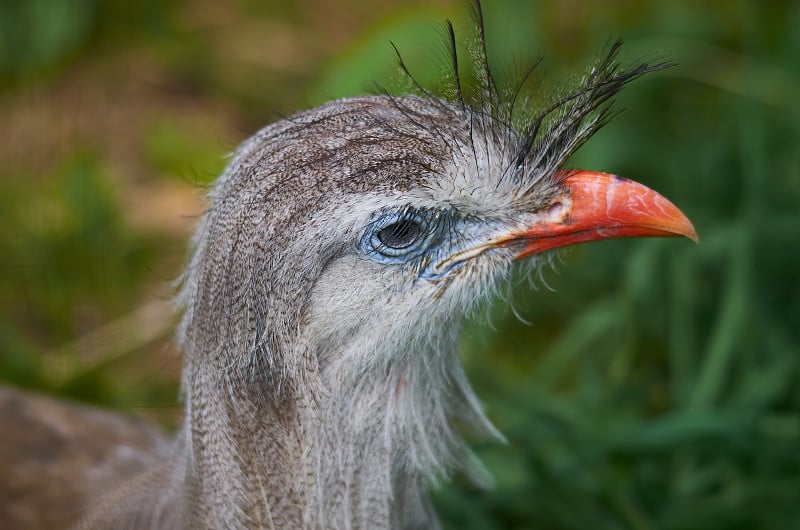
[0,0,798,528]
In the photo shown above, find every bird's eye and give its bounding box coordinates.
[360,208,437,262]
[376,219,422,249]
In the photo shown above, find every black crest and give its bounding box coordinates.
[390,0,674,187]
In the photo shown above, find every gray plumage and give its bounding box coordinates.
[0,5,676,529]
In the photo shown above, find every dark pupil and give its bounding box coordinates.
[377,220,422,249]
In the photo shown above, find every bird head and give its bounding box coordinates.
[178,50,694,385]
[175,15,697,508]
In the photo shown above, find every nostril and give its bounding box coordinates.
[547,201,566,220]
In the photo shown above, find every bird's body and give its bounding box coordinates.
[0,6,696,529]
[0,386,170,528]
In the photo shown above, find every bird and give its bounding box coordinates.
[0,4,697,529]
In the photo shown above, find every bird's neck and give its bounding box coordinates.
[180,342,483,529]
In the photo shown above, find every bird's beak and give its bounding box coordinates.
[508,170,698,259]
[429,170,696,277]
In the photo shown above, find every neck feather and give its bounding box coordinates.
[181,339,496,529]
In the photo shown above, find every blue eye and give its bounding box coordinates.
[361,208,436,262]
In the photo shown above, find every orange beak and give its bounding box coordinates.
[509,170,698,259]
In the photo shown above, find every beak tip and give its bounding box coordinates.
[675,213,699,244]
